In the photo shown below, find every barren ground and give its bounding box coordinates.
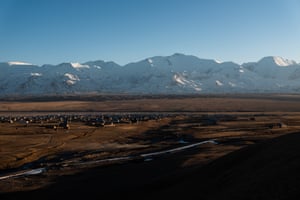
[1,94,300,199]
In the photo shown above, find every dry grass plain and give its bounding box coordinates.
[1,94,300,199]
[2,94,300,112]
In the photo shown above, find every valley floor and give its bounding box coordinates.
[1,95,300,199]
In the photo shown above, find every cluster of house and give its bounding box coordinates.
[0,113,167,129]
[0,113,290,131]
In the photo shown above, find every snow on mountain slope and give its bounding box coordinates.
[8,61,33,66]
[257,56,296,67]
[70,62,90,69]
[1,54,300,96]
[243,56,298,80]
[273,56,297,66]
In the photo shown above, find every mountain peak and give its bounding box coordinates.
[259,56,296,67]
[83,60,121,68]
[171,53,186,57]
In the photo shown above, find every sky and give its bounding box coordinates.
[0,0,299,65]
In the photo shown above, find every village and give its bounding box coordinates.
[0,113,168,130]
[0,111,292,134]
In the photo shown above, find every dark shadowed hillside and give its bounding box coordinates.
[147,132,300,200]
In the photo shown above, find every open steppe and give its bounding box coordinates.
[2,94,300,112]
[1,94,300,199]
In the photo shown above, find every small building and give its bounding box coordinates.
[103,122,115,127]
[270,122,288,129]
[59,119,70,129]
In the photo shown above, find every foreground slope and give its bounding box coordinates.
[149,132,300,200]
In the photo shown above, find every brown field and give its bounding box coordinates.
[2,93,300,112]
[1,94,300,199]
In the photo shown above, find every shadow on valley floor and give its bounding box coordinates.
[3,132,300,200]
[2,115,300,200]
[0,119,204,198]
[0,143,205,199]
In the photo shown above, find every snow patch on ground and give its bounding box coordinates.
[93,65,102,69]
[147,59,154,67]
[229,82,236,87]
[71,62,90,69]
[64,73,80,85]
[173,74,187,85]
[64,73,79,81]
[273,56,296,67]
[30,73,42,77]
[216,80,223,86]
[173,74,202,91]
[214,59,222,64]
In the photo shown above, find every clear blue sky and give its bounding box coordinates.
[0,0,299,65]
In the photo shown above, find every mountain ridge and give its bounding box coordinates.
[1,54,300,96]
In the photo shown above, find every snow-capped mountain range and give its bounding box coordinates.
[1,53,300,96]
